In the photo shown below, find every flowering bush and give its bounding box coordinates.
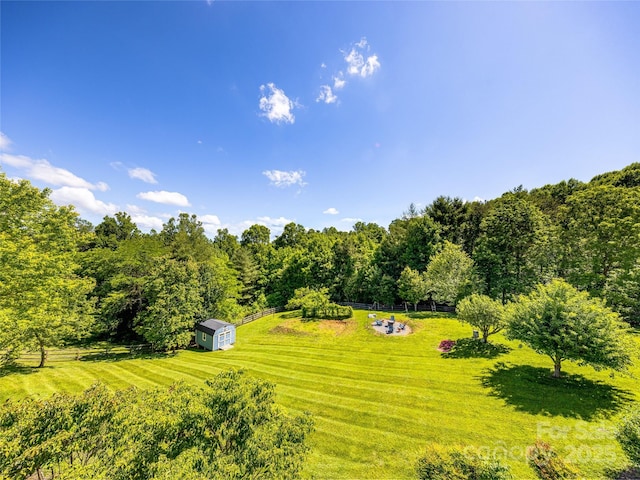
[438,340,456,352]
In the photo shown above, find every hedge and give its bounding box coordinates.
[301,305,353,320]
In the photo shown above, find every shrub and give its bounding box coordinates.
[438,340,456,352]
[526,440,579,479]
[301,304,352,320]
[415,443,511,480]
[616,407,640,466]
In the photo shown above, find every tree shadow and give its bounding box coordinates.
[442,338,511,359]
[0,364,38,378]
[604,466,640,480]
[278,310,300,319]
[79,350,172,363]
[479,362,634,420]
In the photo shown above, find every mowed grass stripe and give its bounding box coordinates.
[219,343,462,384]
[2,311,638,480]
[215,351,492,408]
[226,346,437,382]
[275,384,517,449]
[192,353,446,409]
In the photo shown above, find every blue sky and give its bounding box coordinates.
[2,1,639,237]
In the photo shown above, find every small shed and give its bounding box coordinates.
[195,319,236,351]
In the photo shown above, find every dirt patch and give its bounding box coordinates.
[269,318,356,337]
[269,325,310,336]
[317,319,356,336]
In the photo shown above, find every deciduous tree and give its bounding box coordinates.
[506,279,634,378]
[424,241,477,306]
[456,294,505,343]
[0,175,95,367]
[397,266,425,311]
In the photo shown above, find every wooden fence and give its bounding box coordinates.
[338,302,455,313]
[236,306,285,326]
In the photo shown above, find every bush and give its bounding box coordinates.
[526,440,579,479]
[616,407,640,466]
[301,304,352,320]
[415,443,511,480]
[438,340,456,352]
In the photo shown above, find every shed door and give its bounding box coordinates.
[218,329,231,348]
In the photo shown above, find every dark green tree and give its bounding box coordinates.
[95,212,141,249]
[212,228,240,259]
[273,222,307,249]
[424,196,469,245]
[560,186,640,298]
[161,213,212,262]
[136,257,202,351]
[474,194,551,303]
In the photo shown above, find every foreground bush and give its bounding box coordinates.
[526,440,579,479]
[415,443,511,480]
[617,407,640,466]
[0,370,313,480]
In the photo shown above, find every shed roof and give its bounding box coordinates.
[196,319,234,336]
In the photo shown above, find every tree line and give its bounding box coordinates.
[1,163,640,365]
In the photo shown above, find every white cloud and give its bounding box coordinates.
[200,214,221,225]
[344,38,381,78]
[259,83,296,124]
[133,214,165,231]
[355,37,368,49]
[125,204,147,215]
[321,62,327,69]
[316,85,338,104]
[361,55,381,77]
[323,207,339,215]
[333,73,346,90]
[220,216,294,237]
[0,132,12,151]
[124,204,166,231]
[341,217,363,223]
[128,167,158,184]
[50,187,118,216]
[0,153,109,191]
[256,216,292,227]
[255,216,293,237]
[200,214,223,236]
[137,190,191,207]
[263,169,307,188]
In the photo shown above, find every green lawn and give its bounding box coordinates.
[1,310,639,479]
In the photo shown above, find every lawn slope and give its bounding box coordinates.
[1,310,638,479]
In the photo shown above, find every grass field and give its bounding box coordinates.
[1,310,639,479]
